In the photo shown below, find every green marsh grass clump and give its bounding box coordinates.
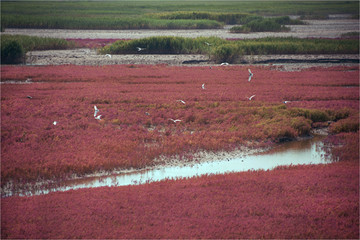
[1,35,74,52]
[1,40,24,64]
[100,36,226,55]
[3,15,223,30]
[230,16,304,33]
[101,36,359,63]
[148,11,262,25]
[210,44,243,63]
[341,32,359,39]
[1,35,75,64]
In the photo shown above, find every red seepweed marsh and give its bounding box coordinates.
[1,64,359,238]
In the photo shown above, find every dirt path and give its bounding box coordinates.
[3,19,359,39]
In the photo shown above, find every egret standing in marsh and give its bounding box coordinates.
[248,95,256,101]
[94,105,102,120]
[105,54,112,58]
[94,105,99,117]
[176,100,186,105]
[169,118,182,123]
[136,47,146,52]
[248,69,253,82]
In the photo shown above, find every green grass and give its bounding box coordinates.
[2,15,223,30]
[1,35,75,52]
[1,1,358,30]
[1,35,75,64]
[100,36,359,63]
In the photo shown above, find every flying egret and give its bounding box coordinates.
[176,100,186,105]
[94,105,99,117]
[105,54,112,58]
[136,47,146,52]
[202,83,206,90]
[95,115,102,120]
[248,95,256,100]
[248,69,253,82]
[169,118,182,123]
[220,62,229,66]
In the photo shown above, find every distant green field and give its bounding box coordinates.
[1,1,358,30]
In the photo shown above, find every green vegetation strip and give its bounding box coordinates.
[101,37,359,63]
[1,35,75,64]
[1,1,358,30]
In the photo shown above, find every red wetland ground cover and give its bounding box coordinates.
[1,64,359,238]
[1,161,358,239]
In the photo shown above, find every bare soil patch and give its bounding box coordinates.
[25,49,358,71]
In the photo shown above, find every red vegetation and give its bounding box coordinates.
[1,161,358,239]
[1,65,359,185]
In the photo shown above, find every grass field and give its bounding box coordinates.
[100,36,359,63]
[1,1,358,30]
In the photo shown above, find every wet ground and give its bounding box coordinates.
[24,49,359,69]
[2,135,332,197]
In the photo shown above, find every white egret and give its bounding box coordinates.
[105,54,112,58]
[53,121,57,125]
[27,96,32,99]
[176,100,186,105]
[95,115,102,120]
[202,83,206,90]
[220,62,229,66]
[248,69,253,82]
[283,101,291,104]
[136,47,146,52]
[169,118,181,123]
[205,42,211,46]
[94,105,99,117]
[248,95,256,100]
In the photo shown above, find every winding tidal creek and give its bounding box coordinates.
[3,136,333,197]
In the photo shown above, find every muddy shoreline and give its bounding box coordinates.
[2,132,329,197]
[24,48,359,71]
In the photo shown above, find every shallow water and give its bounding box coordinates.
[6,136,331,197]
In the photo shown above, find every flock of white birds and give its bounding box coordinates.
[90,67,256,125]
[49,45,292,125]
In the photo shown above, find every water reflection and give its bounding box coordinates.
[6,136,331,197]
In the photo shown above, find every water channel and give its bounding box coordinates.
[3,136,333,197]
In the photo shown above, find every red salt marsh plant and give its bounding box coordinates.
[1,65,359,186]
[1,161,358,239]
